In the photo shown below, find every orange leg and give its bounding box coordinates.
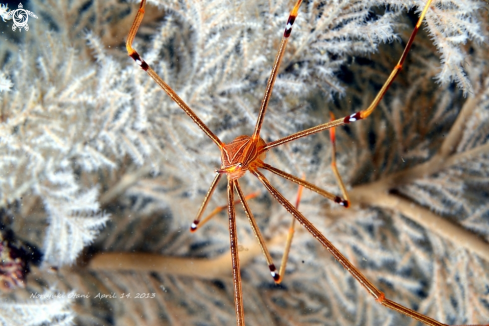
[189,173,222,232]
[276,120,348,282]
[260,163,348,207]
[190,191,258,232]
[235,181,281,283]
[252,169,478,326]
[234,178,306,284]
[260,0,434,153]
[329,112,350,205]
[252,0,303,141]
[277,178,304,282]
[124,0,489,324]
[189,173,259,232]
[227,179,244,326]
[126,0,223,149]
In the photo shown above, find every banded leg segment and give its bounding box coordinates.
[278,179,304,283]
[192,191,259,232]
[329,113,349,205]
[261,0,434,153]
[252,0,304,140]
[259,163,348,207]
[355,0,433,121]
[189,173,222,232]
[235,181,281,283]
[251,169,474,326]
[227,180,244,326]
[234,178,305,284]
[252,169,380,297]
[126,0,224,149]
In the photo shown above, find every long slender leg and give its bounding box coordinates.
[275,116,348,281]
[252,0,303,140]
[329,113,349,204]
[234,181,281,283]
[252,169,475,326]
[259,163,348,207]
[235,179,305,284]
[189,173,222,232]
[227,179,244,326]
[192,191,260,232]
[126,0,224,149]
[260,0,433,152]
[278,179,304,282]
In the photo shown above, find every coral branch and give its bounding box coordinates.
[438,95,480,158]
[99,166,152,205]
[87,234,287,277]
[349,187,489,262]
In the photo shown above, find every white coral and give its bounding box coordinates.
[0,0,487,324]
[0,72,11,92]
[386,0,486,96]
[0,4,10,22]
[0,289,74,326]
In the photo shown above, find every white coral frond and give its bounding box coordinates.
[0,72,12,92]
[42,186,109,266]
[0,289,75,326]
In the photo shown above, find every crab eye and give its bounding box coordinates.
[238,163,243,167]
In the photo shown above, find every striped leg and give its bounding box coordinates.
[235,178,305,285]
[252,0,303,140]
[189,173,222,232]
[260,0,434,152]
[265,115,349,282]
[191,189,259,232]
[252,169,451,326]
[259,163,348,207]
[277,179,304,282]
[329,113,350,205]
[227,179,244,326]
[126,0,224,149]
[235,181,281,283]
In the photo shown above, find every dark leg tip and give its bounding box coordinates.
[269,264,281,283]
[334,196,349,208]
[189,220,199,233]
[272,273,282,283]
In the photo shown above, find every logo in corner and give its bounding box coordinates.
[2,3,38,32]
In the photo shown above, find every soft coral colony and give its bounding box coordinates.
[0,0,487,325]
